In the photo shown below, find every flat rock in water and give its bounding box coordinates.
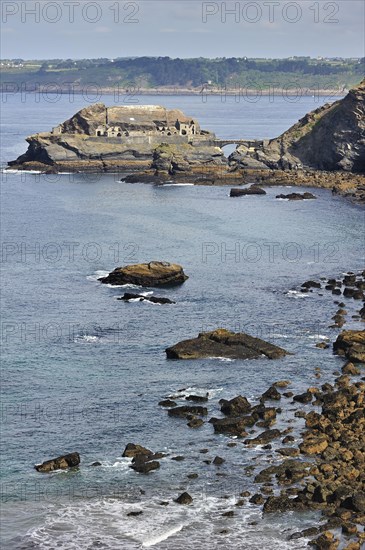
[99,261,188,287]
[35,452,80,472]
[276,192,316,200]
[165,329,288,360]
[230,186,266,197]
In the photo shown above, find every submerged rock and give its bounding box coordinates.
[131,460,160,474]
[35,452,80,472]
[276,192,316,200]
[165,329,289,360]
[118,292,175,304]
[99,261,188,287]
[168,405,208,418]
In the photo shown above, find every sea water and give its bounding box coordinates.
[1,93,364,549]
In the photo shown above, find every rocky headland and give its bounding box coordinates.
[229,78,365,173]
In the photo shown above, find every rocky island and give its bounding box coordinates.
[7,79,365,202]
[99,261,188,287]
[8,103,226,177]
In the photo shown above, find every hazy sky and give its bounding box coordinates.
[1,0,364,59]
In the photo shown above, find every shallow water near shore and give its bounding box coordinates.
[1,94,364,549]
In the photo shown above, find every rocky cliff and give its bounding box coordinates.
[230,79,365,173]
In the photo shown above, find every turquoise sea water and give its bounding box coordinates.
[1,93,364,549]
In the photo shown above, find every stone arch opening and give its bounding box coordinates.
[221,143,240,159]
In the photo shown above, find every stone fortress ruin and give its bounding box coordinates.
[52,104,210,145]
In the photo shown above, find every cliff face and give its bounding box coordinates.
[230,79,365,173]
[9,103,224,173]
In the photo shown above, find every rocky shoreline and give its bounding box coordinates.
[35,267,364,549]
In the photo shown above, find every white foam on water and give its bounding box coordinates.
[286,290,309,299]
[142,523,185,547]
[87,271,145,290]
[2,169,44,174]
[86,270,110,282]
[107,283,142,289]
[24,491,314,550]
[73,334,101,344]
[215,357,235,362]
[169,386,223,399]
[307,334,329,340]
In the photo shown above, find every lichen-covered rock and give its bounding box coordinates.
[99,261,188,287]
[166,329,288,360]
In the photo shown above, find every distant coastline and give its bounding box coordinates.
[0,86,346,98]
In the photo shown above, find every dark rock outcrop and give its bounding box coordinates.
[165,329,289,360]
[35,452,80,472]
[333,330,365,363]
[123,443,164,474]
[122,443,152,458]
[211,416,254,436]
[220,395,252,416]
[230,185,266,196]
[175,492,193,505]
[99,261,188,287]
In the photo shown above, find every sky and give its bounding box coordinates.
[1,0,364,59]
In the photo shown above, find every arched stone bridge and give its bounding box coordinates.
[213,139,265,148]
